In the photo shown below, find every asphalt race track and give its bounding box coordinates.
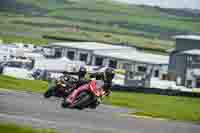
[0,89,200,133]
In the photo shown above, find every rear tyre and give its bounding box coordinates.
[61,101,70,108]
[43,89,54,98]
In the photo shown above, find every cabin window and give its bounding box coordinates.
[154,70,159,77]
[24,44,28,48]
[128,71,134,79]
[3,56,7,61]
[123,63,132,71]
[10,55,14,59]
[109,59,117,68]
[67,51,75,60]
[187,80,192,88]
[138,66,147,73]
[79,53,88,63]
[54,48,62,58]
[95,57,103,66]
[196,79,200,88]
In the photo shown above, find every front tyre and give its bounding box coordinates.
[88,100,100,109]
[61,101,70,108]
[43,89,54,98]
[71,91,92,109]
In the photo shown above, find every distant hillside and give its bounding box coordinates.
[0,0,200,53]
[113,0,200,10]
[0,0,47,15]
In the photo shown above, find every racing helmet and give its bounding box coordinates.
[95,72,104,80]
[104,67,115,81]
[78,66,87,78]
[63,75,70,82]
[62,71,70,81]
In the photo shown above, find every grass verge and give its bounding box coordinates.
[0,34,49,45]
[0,75,48,93]
[0,75,200,123]
[0,122,57,133]
[104,92,200,123]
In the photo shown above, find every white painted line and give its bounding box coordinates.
[0,88,16,92]
[119,113,168,121]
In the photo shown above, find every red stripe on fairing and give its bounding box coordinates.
[90,84,101,96]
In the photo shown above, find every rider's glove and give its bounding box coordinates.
[105,90,111,96]
[61,84,66,87]
[97,97,102,103]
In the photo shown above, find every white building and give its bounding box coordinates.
[94,50,168,75]
[169,35,200,89]
[44,42,169,87]
[33,57,85,73]
[0,43,45,62]
[0,44,19,62]
[13,43,43,51]
[44,42,134,63]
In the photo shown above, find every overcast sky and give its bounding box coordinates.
[113,0,200,9]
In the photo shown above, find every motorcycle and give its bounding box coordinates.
[43,75,78,98]
[61,79,106,110]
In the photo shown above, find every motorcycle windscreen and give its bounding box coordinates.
[90,80,104,97]
[96,80,104,89]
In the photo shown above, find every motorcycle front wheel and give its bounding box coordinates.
[74,91,91,110]
[88,100,100,109]
[67,91,92,110]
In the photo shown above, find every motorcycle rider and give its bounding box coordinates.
[90,67,115,106]
[45,66,94,98]
[47,66,87,89]
[62,66,115,94]
[90,67,115,96]
[61,67,115,109]
[63,66,90,88]
[74,67,115,98]
[44,72,70,98]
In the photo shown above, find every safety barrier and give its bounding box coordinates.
[112,85,200,98]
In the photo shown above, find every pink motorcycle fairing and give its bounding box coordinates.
[66,80,105,104]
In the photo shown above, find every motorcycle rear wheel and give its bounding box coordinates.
[88,100,100,109]
[43,89,54,98]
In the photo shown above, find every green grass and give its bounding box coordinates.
[0,14,172,53]
[0,0,199,53]
[104,92,200,123]
[0,122,57,133]
[18,0,200,33]
[0,75,48,93]
[1,75,200,122]
[0,34,49,45]
[48,7,200,33]
[44,30,172,53]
